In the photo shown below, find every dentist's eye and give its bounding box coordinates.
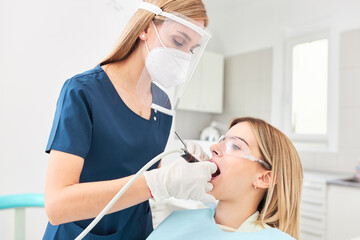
[173,39,184,47]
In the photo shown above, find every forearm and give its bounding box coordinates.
[46,174,151,225]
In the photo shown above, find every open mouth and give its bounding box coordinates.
[209,159,221,179]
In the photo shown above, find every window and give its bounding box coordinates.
[292,39,328,135]
[284,32,336,150]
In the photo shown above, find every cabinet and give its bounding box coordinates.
[327,185,360,240]
[300,178,328,240]
[178,51,224,113]
[300,172,353,240]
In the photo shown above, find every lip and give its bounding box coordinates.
[209,159,221,180]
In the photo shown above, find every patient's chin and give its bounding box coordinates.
[208,188,222,200]
[209,186,240,202]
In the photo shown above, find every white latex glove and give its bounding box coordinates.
[144,158,217,203]
[185,141,210,162]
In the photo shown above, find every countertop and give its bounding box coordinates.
[327,177,360,188]
[304,170,360,188]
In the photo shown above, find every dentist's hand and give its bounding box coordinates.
[185,141,210,162]
[144,158,217,203]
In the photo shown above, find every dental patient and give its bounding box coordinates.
[147,117,303,240]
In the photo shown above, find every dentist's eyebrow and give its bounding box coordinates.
[177,31,191,41]
[233,136,249,147]
[176,31,201,49]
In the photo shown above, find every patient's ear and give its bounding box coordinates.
[254,171,273,189]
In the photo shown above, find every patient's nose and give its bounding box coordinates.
[210,143,223,158]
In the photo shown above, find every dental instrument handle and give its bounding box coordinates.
[181,149,199,163]
[174,132,199,163]
[75,148,183,240]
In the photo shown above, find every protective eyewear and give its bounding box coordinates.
[217,135,272,170]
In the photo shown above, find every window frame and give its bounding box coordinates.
[283,31,338,152]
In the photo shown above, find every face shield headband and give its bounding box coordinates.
[138,2,211,39]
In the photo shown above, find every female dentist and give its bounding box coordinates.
[43,0,216,239]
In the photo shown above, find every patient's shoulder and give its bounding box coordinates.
[167,208,212,221]
[259,228,295,240]
[147,208,213,240]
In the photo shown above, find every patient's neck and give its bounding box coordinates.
[214,194,260,229]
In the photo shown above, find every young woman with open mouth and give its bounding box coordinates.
[147,117,303,240]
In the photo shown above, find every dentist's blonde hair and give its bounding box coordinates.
[230,117,303,240]
[101,0,208,65]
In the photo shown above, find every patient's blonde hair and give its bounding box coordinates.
[101,0,208,65]
[230,117,303,240]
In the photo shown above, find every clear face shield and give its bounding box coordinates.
[138,2,211,116]
[217,135,272,170]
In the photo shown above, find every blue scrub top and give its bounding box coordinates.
[43,65,172,240]
[147,208,295,240]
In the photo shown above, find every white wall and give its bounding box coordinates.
[200,0,360,174]
[0,0,140,238]
[192,0,333,132]
[212,48,273,126]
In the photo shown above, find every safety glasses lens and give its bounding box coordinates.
[218,136,251,158]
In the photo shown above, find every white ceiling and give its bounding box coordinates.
[203,0,283,9]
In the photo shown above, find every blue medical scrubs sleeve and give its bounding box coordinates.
[46,78,92,159]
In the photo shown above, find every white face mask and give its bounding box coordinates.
[145,22,192,89]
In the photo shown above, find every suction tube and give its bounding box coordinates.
[75,149,183,240]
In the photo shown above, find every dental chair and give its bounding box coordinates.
[0,193,44,240]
